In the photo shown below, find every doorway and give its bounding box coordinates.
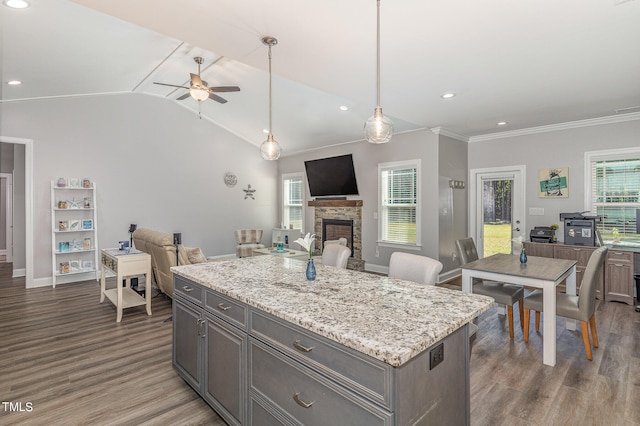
[470,166,526,258]
[0,174,13,263]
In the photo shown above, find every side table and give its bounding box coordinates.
[100,248,152,322]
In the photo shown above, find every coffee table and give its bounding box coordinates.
[252,247,309,261]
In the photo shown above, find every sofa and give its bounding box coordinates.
[133,228,208,299]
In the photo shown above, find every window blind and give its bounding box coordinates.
[591,158,640,239]
[380,166,417,244]
[283,176,303,230]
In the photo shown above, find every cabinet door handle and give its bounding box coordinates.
[293,393,314,408]
[217,303,231,311]
[293,340,314,353]
[196,319,202,336]
[182,286,193,292]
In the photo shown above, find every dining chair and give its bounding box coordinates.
[455,238,524,339]
[388,252,443,286]
[523,246,607,361]
[321,244,351,269]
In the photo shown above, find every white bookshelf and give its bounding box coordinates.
[51,180,99,287]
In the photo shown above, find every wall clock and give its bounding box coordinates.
[224,172,237,187]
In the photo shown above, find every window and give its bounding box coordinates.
[378,160,421,246]
[586,149,640,244]
[283,173,304,230]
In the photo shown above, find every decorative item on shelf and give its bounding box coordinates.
[83,197,92,208]
[259,36,283,160]
[83,237,92,250]
[82,219,93,230]
[69,259,81,272]
[56,177,67,188]
[118,241,130,252]
[58,241,70,252]
[294,233,317,281]
[69,178,80,188]
[364,0,393,144]
[70,239,82,251]
[243,184,256,200]
[82,178,91,188]
[66,198,81,209]
[57,200,67,209]
[59,261,70,274]
[58,220,68,232]
[82,260,93,270]
[68,219,80,231]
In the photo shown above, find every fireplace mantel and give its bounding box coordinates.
[308,200,363,207]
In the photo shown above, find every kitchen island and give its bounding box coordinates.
[171,255,493,425]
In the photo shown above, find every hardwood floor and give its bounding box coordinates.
[1,261,639,425]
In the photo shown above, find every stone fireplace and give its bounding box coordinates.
[308,199,364,271]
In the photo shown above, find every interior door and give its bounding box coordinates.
[470,166,525,258]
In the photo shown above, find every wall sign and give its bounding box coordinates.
[539,167,569,198]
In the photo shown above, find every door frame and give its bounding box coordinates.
[0,136,33,287]
[1,173,13,262]
[469,165,526,257]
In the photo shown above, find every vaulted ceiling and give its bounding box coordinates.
[2,0,639,154]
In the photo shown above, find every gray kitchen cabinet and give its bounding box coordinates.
[173,274,471,425]
[173,275,246,426]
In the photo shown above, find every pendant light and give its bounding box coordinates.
[260,36,283,160]
[364,0,393,144]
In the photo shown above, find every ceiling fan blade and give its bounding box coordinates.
[176,93,191,101]
[209,86,241,93]
[153,82,189,89]
[190,73,204,88]
[209,93,228,104]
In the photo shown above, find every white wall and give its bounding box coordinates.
[278,129,440,270]
[468,119,640,240]
[2,93,278,282]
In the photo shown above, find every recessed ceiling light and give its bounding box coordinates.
[339,105,349,111]
[441,93,456,99]
[3,0,30,9]
[262,128,269,134]
[7,80,22,85]
[497,121,508,126]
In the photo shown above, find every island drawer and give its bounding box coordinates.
[205,290,248,330]
[174,276,203,305]
[249,338,393,426]
[250,310,391,409]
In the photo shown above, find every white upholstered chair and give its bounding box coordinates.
[388,252,443,286]
[321,244,351,269]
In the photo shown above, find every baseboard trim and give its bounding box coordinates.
[31,276,52,288]
[440,268,461,283]
[12,268,26,278]
[365,263,388,275]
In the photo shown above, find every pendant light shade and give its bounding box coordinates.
[364,0,393,144]
[189,87,209,102]
[260,36,283,160]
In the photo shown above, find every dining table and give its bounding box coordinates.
[460,253,577,366]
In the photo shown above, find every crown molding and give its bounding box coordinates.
[429,127,469,142]
[468,112,640,143]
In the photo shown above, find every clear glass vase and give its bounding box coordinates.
[306,258,316,281]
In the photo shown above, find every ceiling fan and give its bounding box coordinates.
[153,56,240,104]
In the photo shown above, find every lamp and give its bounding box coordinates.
[364,0,393,144]
[260,36,283,160]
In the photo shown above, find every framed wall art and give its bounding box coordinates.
[539,167,569,198]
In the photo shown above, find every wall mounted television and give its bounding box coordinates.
[304,154,359,198]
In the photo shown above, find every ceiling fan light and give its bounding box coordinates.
[260,134,282,160]
[364,107,393,144]
[189,87,209,102]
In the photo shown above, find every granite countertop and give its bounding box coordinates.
[172,256,493,367]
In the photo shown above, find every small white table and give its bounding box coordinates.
[461,253,576,367]
[100,248,152,323]
[252,247,309,261]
